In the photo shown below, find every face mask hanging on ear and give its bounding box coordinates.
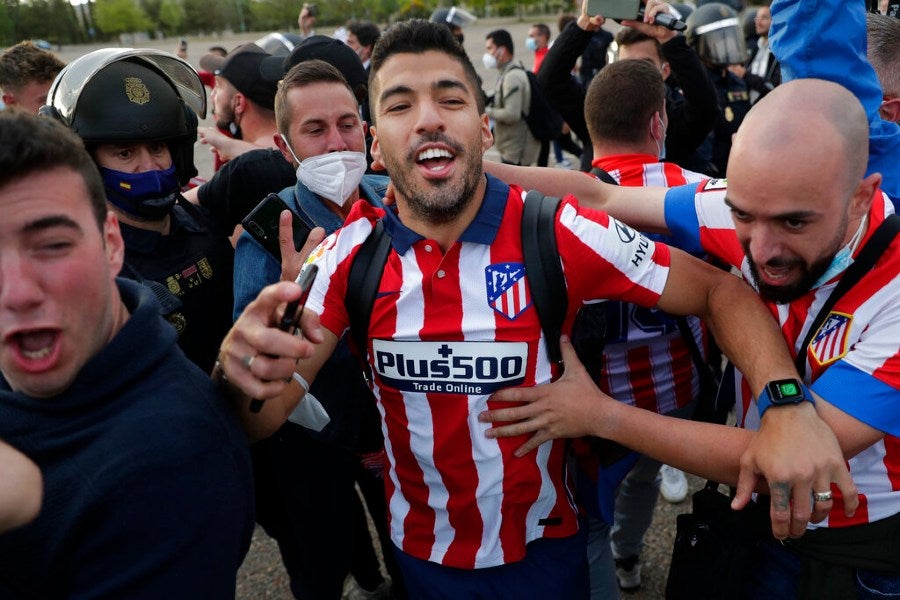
[812,215,868,288]
[281,134,367,206]
[655,114,667,160]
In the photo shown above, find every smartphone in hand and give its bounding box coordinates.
[242,194,313,261]
[248,264,318,413]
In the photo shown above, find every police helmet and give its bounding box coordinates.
[686,3,747,67]
[41,48,206,186]
[429,6,477,29]
[255,32,304,56]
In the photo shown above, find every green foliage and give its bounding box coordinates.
[249,0,295,31]
[158,0,185,33]
[93,0,153,36]
[182,0,226,34]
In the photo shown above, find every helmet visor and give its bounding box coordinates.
[694,17,746,66]
[47,48,206,125]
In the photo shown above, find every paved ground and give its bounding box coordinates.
[54,17,698,599]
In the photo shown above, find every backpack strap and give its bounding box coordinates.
[589,166,619,185]
[522,190,567,364]
[346,219,392,382]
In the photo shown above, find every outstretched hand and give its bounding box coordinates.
[620,0,679,43]
[478,335,608,456]
[732,401,859,539]
[217,281,324,401]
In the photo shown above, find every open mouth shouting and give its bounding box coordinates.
[6,328,62,373]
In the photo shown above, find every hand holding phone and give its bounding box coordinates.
[249,265,319,413]
[242,194,313,261]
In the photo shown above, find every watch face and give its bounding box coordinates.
[769,378,806,403]
[775,380,799,397]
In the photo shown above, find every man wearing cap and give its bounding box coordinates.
[185,36,375,232]
[197,43,279,165]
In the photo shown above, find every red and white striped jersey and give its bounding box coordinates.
[591,155,708,414]
[666,179,900,528]
[304,175,672,568]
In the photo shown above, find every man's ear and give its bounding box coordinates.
[1,92,15,106]
[103,211,125,277]
[369,125,385,171]
[879,97,900,124]
[660,61,671,80]
[850,172,882,220]
[273,132,295,166]
[480,113,494,153]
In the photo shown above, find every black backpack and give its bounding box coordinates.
[512,66,565,143]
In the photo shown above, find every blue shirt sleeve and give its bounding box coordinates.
[662,183,705,257]
[233,231,282,321]
[770,0,900,203]
[813,360,900,438]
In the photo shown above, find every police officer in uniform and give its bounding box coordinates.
[41,49,234,372]
[686,3,752,176]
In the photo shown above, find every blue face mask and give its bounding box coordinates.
[525,36,538,52]
[100,164,179,220]
[812,215,867,288]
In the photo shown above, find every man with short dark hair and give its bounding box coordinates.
[0,41,64,114]
[484,28,541,166]
[198,43,279,162]
[220,19,818,598]
[0,110,253,598]
[347,21,381,72]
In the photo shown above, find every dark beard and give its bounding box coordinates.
[386,133,483,225]
[745,250,835,304]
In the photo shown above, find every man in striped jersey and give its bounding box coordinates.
[483,78,898,596]
[218,19,830,598]
[579,58,712,596]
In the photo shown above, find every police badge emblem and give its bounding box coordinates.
[124,77,150,105]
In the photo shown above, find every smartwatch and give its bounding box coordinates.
[756,378,813,418]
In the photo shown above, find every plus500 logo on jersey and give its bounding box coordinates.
[372,340,528,394]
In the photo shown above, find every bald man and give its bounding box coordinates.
[483,79,900,596]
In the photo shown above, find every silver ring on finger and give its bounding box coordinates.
[812,490,833,502]
[241,354,256,369]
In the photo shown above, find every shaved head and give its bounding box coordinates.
[730,79,869,197]
[726,79,879,304]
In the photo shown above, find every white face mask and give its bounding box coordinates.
[482,52,499,70]
[281,135,367,206]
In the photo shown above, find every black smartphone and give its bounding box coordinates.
[280,264,318,334]
[587,0,641,20]
[249,264,319,414]
[242,194,312,261]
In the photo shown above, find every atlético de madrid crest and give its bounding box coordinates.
[485,262,531,320]
[810,312,852,366]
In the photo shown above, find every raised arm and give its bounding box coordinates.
[484,160,671,233]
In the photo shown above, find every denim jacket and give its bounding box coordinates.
[233,174,388,318]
